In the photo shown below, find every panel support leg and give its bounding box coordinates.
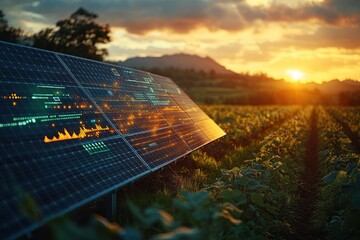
[105,191,117,221]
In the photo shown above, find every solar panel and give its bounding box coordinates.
[126,127,191,169]
[0,41,225,240]
[196,119,226,141]
[173,123,210,150]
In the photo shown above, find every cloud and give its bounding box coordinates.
[242,0,360,25]
[286,25,360,49]
[97,0,360,33]
[2,0,359,34]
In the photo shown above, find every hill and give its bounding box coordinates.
[303,79,360,95]
[119,53,234,75]
[115,53,360,105]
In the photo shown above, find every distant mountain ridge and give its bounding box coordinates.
[116,53,360,96]
[303,79,360,94]
[119,53,234,75]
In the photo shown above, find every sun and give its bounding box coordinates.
[286,69,304,82]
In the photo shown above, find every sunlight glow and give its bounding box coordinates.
[286,69,304,82]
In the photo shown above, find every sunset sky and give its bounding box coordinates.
[2,0,360,83]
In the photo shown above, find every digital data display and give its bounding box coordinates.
[0,41,225,240]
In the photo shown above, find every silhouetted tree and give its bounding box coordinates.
[339,91,360,105]
[33,7,111,61]
[0,10,23,43]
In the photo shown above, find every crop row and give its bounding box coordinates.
[180,106,304,189]
[326,106,360,139]
[200,106,301,159]
[203,105,300,146]
[312,107,360,239]
[203,106,312,238]
[102,107,312,240]
[29,106,318,240]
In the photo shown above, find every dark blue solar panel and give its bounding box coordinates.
[150,76,210,123]
[0,42,77,86]
[151,74,184,95]
[84,87,170,135]
[0,137,149,239]
[123,73,194,126]
[125,127,191,169]
[57,55,172,135]
[196,119,226,141]
[173,123,210,149]
[0,41,225,240]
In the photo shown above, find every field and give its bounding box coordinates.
[42,105,360,240]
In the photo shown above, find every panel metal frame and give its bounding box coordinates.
[0,41,225,240]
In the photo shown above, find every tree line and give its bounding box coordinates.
[0,8,110,61]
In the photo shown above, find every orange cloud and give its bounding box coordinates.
[4,0,359,34]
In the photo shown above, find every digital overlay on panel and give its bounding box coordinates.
[0,41,226,240]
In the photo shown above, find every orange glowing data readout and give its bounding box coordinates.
[0,41,226,240]
[44,124,111,143]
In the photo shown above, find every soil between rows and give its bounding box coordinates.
[294,107,321,239]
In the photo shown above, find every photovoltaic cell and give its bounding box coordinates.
[0,42,77,87]
[125,127,191,169]
[148,74,209,125]
[166,89,210,123]
[173,123,210,150]
[58,55,172,135]
[196,119,226,141]
[0,41,225,240]
[0,138,149,239]
[84,87,170,135]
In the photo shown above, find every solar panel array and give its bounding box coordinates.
[0,41,225,240]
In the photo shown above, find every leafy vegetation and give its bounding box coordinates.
[18,106,360,239]
[327,107,360,139]
[200,105,300,159]
[311,108,360,239]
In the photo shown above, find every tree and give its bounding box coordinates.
[0,10,23,43]
[33,8,111,61]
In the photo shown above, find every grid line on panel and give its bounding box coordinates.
[0,42,226,240]
[133,89,179,132]
[150,75,210,124]
[3,163,150,240]
[173,123,211,150]
[55,54,152,171]
[133,85,198,150]
[125,127,191,169]
[0,42,152,240]
[196,119,226,141]
[1,132,150,239]
[135,87,192,150]
[0,41,77,87]
[86,86,170,135]
[138,75,194,128]
[57,55,171,136]
[170,123,192,150]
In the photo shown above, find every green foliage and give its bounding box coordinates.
[49,216,123,240]
[312,107,360,239]
[46,191,239,240]
[327,106,360,139]
[20,106,359,239]
[201,105,300,159]
[191,151,218,171]
[32,7,110,61]
[202,108,312,238]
